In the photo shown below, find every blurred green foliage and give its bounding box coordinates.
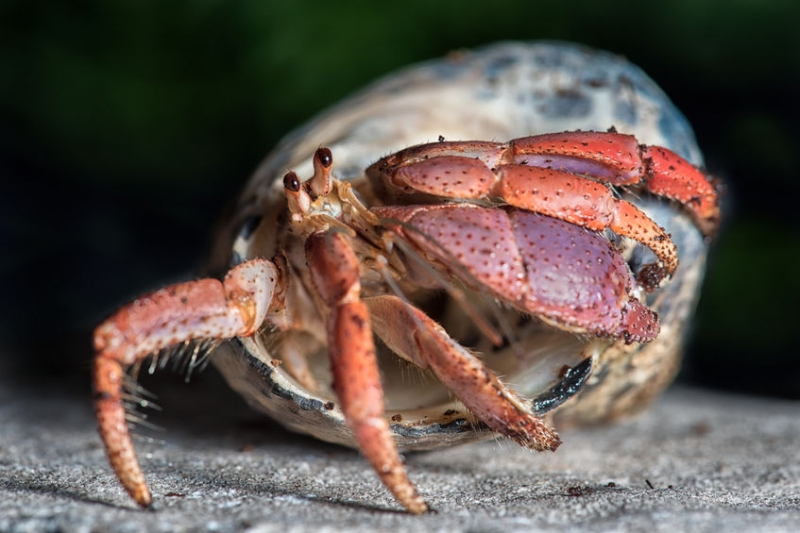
[1,0,799,395]
[3,0,798,188]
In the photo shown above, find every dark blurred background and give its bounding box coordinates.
[1,1,799,400]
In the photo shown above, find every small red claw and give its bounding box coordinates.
[386,156,496,198]
[371,140,506,172]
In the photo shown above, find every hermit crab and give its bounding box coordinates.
[93,42,720,514]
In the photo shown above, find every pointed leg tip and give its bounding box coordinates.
[133,488,153,510]
[405,498,430,515]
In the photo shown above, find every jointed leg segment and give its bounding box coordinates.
[366,295,561,451]
[306,231,428,513]
[93,259,278,506]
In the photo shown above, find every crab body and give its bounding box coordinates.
[93,42,720,514]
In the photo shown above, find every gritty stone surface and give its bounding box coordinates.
[2,373,800,533]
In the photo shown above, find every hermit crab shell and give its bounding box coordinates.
[209,42,709,450]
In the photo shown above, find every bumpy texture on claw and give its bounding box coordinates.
[373,204,659,342]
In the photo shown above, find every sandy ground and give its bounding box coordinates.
[2,370,800,533]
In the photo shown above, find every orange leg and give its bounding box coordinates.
[509,133,721,236]
[306,232,428,514]
[642,145,721,236]
[93,258,279,506]
[366,295,561,451]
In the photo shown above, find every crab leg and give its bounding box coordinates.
[640,144,720,236]
[510,133,720,236]
[366,294,561,451]
[305,231,428,514]
[373,132,719,236]
[93,258,279,507]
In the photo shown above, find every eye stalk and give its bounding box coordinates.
[284,147,335,220]
[308,147,333,197]
[284,171,311,218]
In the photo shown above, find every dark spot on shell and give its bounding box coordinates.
[532,358,593,415]
[586,77,607,88]
[231,251,245,267]
[539,88,592,119]
[239,215,262,241]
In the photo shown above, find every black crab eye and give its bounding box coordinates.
[316,147,333,168]
[283,171,301,192]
